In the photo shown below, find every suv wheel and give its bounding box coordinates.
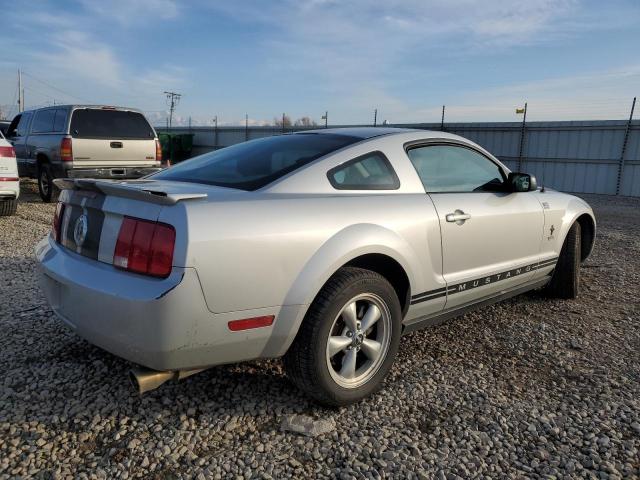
[284,267,402,406]
[38,164,57,203]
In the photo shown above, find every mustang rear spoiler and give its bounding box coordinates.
[53,178,208,206]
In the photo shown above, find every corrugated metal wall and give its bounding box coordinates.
[161,119,640,197]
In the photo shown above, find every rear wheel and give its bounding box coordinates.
[38,164,57,203]
[0,199,17,216]
[284,267,402,406]
[545,222,581,299]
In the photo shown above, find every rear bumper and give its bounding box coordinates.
[36,235,300,371]
[0,179,19,200]
[66,166,163,180]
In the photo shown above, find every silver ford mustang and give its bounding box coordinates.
[36,128,596,405]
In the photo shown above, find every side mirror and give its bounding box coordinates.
[508,172,537,192]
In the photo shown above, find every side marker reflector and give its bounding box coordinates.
[228,315,275,331]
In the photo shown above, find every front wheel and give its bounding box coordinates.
[38,164,57,203]
[284,267,402,406]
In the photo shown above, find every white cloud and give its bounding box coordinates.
[32,30,123,89]
[371,65,640,123]
[79,0,179,24]
[206,0,590,99]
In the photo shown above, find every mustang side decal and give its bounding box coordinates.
[411,257,559,305]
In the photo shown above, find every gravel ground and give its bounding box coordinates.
[1,181,638,479]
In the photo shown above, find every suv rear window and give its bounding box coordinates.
[152,133,360,191]
[70,109,154,139]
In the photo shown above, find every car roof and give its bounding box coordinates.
[296,127,422,139]
[20,105,144,114]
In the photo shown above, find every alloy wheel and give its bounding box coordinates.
[325,293,392,389]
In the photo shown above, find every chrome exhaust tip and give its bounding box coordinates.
[129,368,176,394]
[129,367,206,394]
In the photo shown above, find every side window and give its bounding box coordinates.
[328,151,400,190]
[16,112,33,137]
[53,109,68,132]
[31,109,56,133]
[407,145,505,193]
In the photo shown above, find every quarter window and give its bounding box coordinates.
[32,109,56,133]
[407,145,505,193]
[53,109,68,132]
[328,151,400,190]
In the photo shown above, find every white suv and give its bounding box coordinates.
[0,130,19,216]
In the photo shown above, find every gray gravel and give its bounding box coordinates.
[1,181,639,479]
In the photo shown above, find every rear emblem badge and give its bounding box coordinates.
[74,214,88,247]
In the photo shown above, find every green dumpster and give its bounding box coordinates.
[157,133,195,165]
[179,133,194,156]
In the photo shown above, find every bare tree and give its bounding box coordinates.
[294,116,318,127]
[274,114,292,127]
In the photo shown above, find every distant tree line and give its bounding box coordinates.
[273,115,317,127]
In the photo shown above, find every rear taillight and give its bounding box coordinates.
[113,216,176,278]
[155,139,162,164]
[60,137,73,162]
[0,146,16,158]
[52,202,65,242]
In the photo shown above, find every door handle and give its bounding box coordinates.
[446,209,471,225]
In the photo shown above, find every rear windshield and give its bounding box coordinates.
[152,133,360,191]
[70,109,154,139]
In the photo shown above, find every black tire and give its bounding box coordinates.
[284,267,402,406]
[38,164,58,203]
[545,222,581,299]
[0,199,17,216]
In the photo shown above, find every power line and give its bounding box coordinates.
[21,70,92,103]
[164,91,181,129]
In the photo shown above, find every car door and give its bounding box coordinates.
[406,142,545,311]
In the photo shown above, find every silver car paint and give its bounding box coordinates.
[37,129,596,371]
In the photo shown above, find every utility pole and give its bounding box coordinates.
[373,109,377,127]
[18,69,24,113]
[282,112,286,133]
[164,91,181,129]
[516,102,528,171]
[616,96,636,195]
[245,114,249,141]
[321,111,328,128]
[440,105,445,131]
[213,116,218,150]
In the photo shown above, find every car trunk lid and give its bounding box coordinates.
[53,178,237,265]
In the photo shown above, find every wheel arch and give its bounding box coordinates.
[36,152,50,169]
[268,224,423,358]
[575,213,595,262]
[33,152,51,173]
[343,253,411,317]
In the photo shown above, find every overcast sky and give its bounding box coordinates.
[0,0,638,126]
